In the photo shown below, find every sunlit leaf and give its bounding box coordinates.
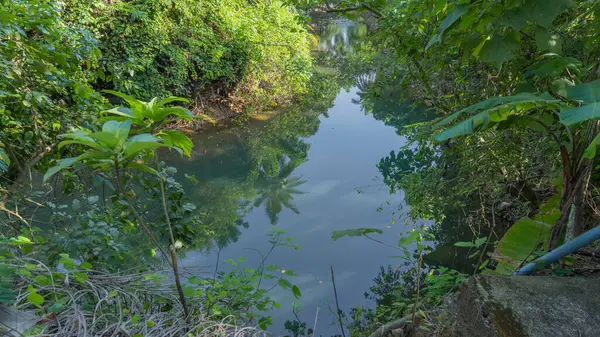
[493,217,551,272]
[101,119,132,149]
[43,151,111,182]
[154,107,193,122]
[159,130,193,157]
[27,292,44,306]
[103,90,145,113]
[104,107,140,121]
[123,134,164,159]
[426,4,469,50]
[156,96,191,107]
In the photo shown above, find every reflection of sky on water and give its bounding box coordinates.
[181,88,416,335]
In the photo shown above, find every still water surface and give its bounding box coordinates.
[170,22,416,335]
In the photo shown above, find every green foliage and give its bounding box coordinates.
[454,236,487,248]
[493,217,551,272]
[102,90,193,127]
[64,0,313,104]
[426,4,468,49]
[0,0,104,179]
[43,93,197,183]
[331,228,383,240]
[1,0,314,181]
[183,228,302,330]
[347,265,466,337]
[492,197,561,272]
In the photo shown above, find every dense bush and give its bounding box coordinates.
[63,0,314,103]
[0,0,314,178]
[0,0,105,177]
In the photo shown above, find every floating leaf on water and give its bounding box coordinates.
[331,228,382,240]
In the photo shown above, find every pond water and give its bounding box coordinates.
[167,22,428,335]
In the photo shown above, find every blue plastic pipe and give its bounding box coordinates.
[514,225,600,275]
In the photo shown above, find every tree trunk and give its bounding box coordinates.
[549,148,594,250]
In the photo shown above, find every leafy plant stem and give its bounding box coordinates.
[154,152,190,322]
[114,157,169,261]
[255,244,276,291]
[330,265,346,337]
[363,233,410,253]
[411,254,423,326]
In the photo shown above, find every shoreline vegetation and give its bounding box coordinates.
[3,0,600,336]
[1,1,318,335]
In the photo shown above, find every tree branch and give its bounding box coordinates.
[326,4,384,18]
[368,315,412,337]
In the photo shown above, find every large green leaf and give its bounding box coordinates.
[434,92,559,141]
[426,4,469,50]
[565,80,600,104]
[434,114,476,141]
[551,78,575,97]
[583,133,600,159]
[103,90,145,113]
[493,217,551,271]
[153,107,193,122]
[492,196,559,273]
[331,228,383,240]
[88,132,119,149]
[502,0,574,30]
[524,0,574,28]
[43,157,81,183]
[292,285,301,299]
[434,103,534,141]
[536,196,561,226]
[525,57,582,79]
[156,96,191,107]
[104,107,141,121]
[434,92,545,128]
[43,150,112,182]
[535,27,562,54]
[59,131,103,150]
[159,130,193,157]
[101,119,131,148]
[123,134,164,159]
[478,33,520,66]
[560,102,600,126]
[126,161,160,176]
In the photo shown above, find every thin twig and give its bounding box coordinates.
[154,154,190,322]
[312,306,320,337]
[330,265,346,337]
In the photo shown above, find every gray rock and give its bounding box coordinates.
[456,275,600,337]
[0,305,40,336]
